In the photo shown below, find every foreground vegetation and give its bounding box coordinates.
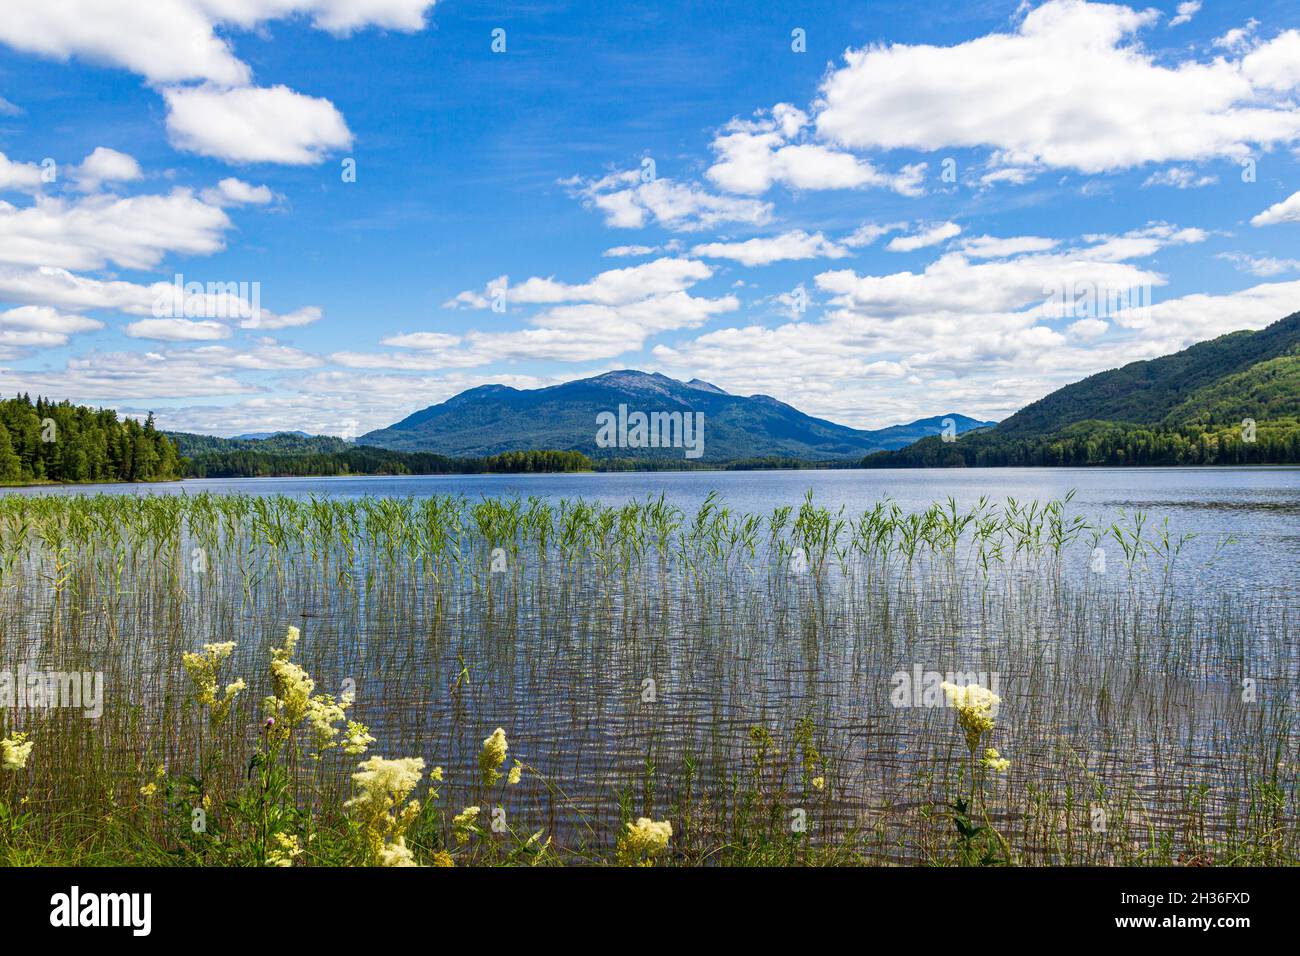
[0,490,1293,866]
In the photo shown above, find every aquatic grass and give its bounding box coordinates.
[0,490,1294,865]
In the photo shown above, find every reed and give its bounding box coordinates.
[0,490,1292,866]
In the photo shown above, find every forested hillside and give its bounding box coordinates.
[0,395,180,484]
[865,312,1300,468]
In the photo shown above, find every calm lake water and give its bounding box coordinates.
[13,466,1300,588]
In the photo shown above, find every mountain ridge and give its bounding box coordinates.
[360,369,994,461]
[863,310,1300,467]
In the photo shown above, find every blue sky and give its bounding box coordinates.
[0,0,1298,436]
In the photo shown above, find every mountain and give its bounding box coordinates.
[358,371,994,462]
[863,311,1300,467]
[166,430,351,457]
[232,430,314,440]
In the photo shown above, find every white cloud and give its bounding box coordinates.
[886,222,961,253]
[124,318,230,341]
[1169,2,1200,27]
[1217,252,1300,277]
[360,259,738,369]
[0,1,437,85]
[843,222,907,248]
[0,265,317,345]
[602,244,661,258]
[706,107,926,196]
[957,235,1059,258]
[0,189,232,270]
[0,304,102,336]
[565,169,772,232]
[1241,29,1300,91]
[0,341,326,403]
[0,305,103,357]
[240,305,323,330]
[164,85,353,165]
[0,152,45,193]
[1067,317,1108,339]
[1251,190,1300,227]
[1212,19,1259,54]
[691,230,849,266]
[201,177,275,206]
[810,1,1300,176]
[0,1,250,85]
[447,258,715,309]
[1112,278,1300,341]
[72,147,142,191]
[648,225,1295,428]
[1142,166,1218,189]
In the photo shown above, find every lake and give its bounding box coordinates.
[4,467,1298,864]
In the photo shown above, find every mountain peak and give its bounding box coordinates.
[358,369,991,461]
[685,378,728,394]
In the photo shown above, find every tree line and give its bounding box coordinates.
[0,395,181,484]
[863,420,1300,468]
[182,446,592,478]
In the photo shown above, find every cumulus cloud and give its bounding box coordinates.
[706,105,926,196]
[843,222,908,248]
[0,1,438,85]
[565,169,772,232]
[956,235,1059,258]
[1251,190,1300,227]
[0,189,232,270]
[886,222,962,253]
[124,318,231,342]
[447,258,716,309]
[352,258,738,369]
[71,147,142,191]
[1142,166,1218,189]
[648,226,1294,428]
[1218,252,1300,277]
[200,177,275,206]
[1168,1,1200,27]
[691,230,850,266]
[163,85,353,165]
[0,152,46,193]
[240,305,323,330]
[0,340,325,404]
[810,1,1300,178]
[0,305,103,358]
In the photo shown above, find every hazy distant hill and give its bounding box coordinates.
[358,370,994,462]
[166,431,351,457]
[864,311,1300,467]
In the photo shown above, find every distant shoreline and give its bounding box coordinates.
[5,460,1299,490]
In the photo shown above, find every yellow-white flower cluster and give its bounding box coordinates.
[1,732,32,771]
[182,641,244,726]
[346,755,427,865]
[267,832,303,867]
[981,747,1011,773]
[940,681,1001,755]
[616,817,673,866]
[479,727,508,786]
[263,626,371,757]
[452,805,480,844]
